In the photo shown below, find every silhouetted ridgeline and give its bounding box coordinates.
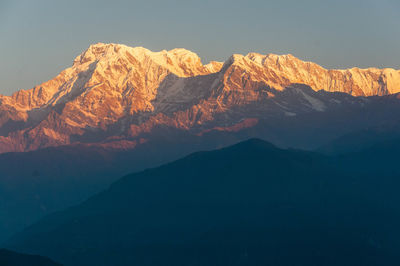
[6,139,400,266]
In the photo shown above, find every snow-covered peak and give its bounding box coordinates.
[219,50,400,95]
[72,43,217,77]
[73,43,130,65]
[221,52,302,70]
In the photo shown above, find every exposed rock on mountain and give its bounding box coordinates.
[0,43,399,153]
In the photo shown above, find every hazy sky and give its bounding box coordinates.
[0,0,399,95]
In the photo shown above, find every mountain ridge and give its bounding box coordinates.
[0,43,400,153]
[7,138,400,266]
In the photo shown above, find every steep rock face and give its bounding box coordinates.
[0,43,399,153]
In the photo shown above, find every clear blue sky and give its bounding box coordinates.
[1,0,399,95]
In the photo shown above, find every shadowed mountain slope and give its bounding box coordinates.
[0,249,61,266]
[317,121,400,155]
[7,139,400,266]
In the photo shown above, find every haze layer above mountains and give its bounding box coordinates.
[1,42,400,153]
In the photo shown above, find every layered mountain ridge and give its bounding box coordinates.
[7,139,400,265]
[0,42,400,153]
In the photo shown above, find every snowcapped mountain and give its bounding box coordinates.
[1,44,400,247]
[0,42,400,153]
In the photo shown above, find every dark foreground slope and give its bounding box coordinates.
[7,139,400,266]
[0,131,253,243]
[0,249,61,266]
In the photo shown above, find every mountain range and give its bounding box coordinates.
[2,43,400,254]
[1,43,400,153]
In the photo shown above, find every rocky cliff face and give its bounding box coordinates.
[0,43,399,153]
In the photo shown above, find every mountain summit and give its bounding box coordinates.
[0,43,400,153]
